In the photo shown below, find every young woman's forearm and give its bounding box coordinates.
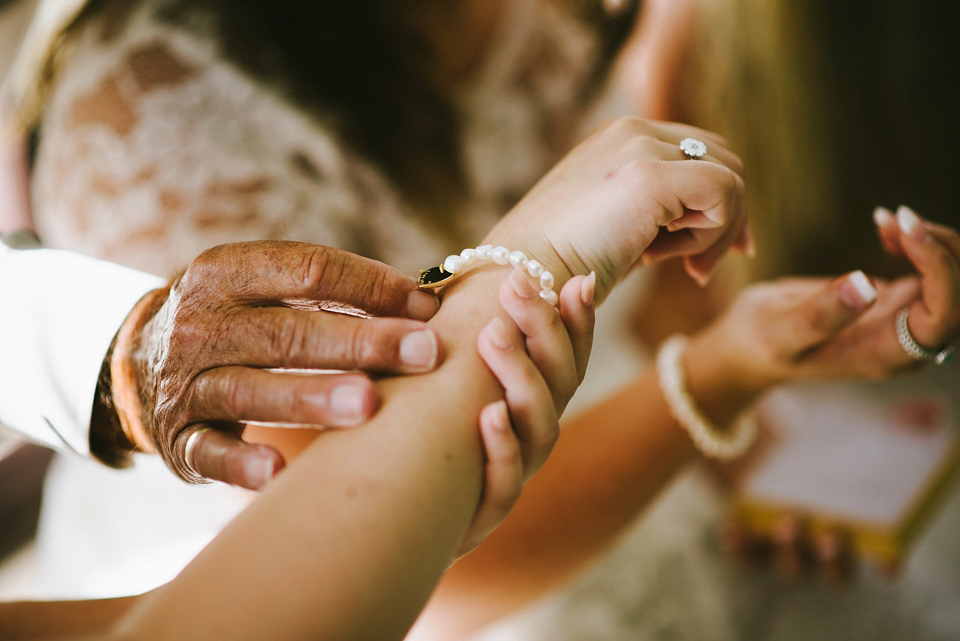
[0,595,139,640]
[414,340,758,639]
[112,268,512,641]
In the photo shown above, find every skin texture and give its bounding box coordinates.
[86,115,745,641]
[117,242,443,489]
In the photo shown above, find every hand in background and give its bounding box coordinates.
[102,241,442,490]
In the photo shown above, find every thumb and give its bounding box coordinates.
[780,271,878,354]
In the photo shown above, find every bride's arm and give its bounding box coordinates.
[416,208,960,640]
[103,117,747,641]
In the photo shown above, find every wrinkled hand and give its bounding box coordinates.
[112,241,442,489]
[486,116,749,301]
[455,271,596,558]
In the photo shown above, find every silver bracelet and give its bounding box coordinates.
[656,334,757,461]
[418,245,559,305]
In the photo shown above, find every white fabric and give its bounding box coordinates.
[0,241,162,455]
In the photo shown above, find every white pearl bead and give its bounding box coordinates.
[459,248,478,267]
[526,260,543,278]
[509,251,527,268]
[539,289,559,306]
[476,244,493,260]
[539,271,555,290]
[492,246,510,265]
[443,255,463,275]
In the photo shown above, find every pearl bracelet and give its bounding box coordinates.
[655,334,757,461]
[418,244,559,305]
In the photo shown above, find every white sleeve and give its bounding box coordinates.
[0,242,164,456]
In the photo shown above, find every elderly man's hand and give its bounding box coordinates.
[94,241,441,489]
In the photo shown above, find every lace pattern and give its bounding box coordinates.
[32,0,601,278]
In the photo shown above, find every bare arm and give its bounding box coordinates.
[0,595,139,640]
[415,208,960,640]
[103,116,747,641]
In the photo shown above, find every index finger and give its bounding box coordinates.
[191,241,436,319]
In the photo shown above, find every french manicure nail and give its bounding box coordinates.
[330,382,371,422]
[406,289,440,321]
[509,268,537,299]
[400,329,439,371]
[839,270,877,310]
[581,272,596,306]
[897,205,928,240]
[485,316,513,350]
[873,206,894,227]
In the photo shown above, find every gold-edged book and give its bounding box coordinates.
[732,379,960,566]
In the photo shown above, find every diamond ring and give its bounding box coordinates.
[679,137,708,159]
[895,308,954,364]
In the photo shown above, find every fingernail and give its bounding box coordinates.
[330,382,372,423]
[745,227,757,258]
[581,272,596,306]
[873,206,894,227]
[400,329,439,371]
[244,455,274,490]
[897,205,928,240]
[509,268,537,299]
[406,289,440,321]
[484,316,514,350]
[838,270,877,311]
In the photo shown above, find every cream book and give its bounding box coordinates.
[733,374,960,565]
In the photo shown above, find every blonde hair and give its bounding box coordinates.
[683,0,838,279]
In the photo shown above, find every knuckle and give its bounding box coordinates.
[181,245,229,291]
[346,322,385,367]
[601,115,641,138]
[274,313,310,359]
[219,373,249,418]
[297,245,336,294]
[623,134,661,158]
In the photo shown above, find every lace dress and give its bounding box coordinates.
[22,1,960,639]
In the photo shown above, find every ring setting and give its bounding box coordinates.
[895,308,954,365]
[679,137,708,159]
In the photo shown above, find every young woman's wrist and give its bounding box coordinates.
[681,330,766,432]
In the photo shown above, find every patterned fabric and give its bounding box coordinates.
[31,0,601,277]
[24,2,960,640]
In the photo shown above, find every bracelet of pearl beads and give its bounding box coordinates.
[418,244,559,306]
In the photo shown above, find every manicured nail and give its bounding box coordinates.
[400,329,439,370]
[838,270,877,311]
[329,382,371,423]
[243,454,274,490]
[406,289,439,321]
[508,268,537,299]
[873,206,894,227]
[897,205,928,240]
[581,272,596,306]
[484,316,514,350]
